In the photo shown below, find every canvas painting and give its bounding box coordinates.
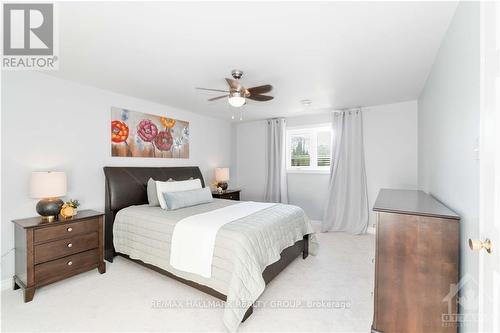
[111,107,189,158]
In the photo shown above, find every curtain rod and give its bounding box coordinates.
[332,106,363,113]
[266,117,286,121]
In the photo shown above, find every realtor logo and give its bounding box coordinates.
[3,3,53,55]
[2,3,58,69]
[442,274,487,328]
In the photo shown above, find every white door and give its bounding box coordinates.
[478,2,500,332]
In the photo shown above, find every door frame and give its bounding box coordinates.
[478,2,500,332]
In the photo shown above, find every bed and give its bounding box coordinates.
[103,166,317,331]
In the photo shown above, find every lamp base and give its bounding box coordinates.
[41,215,57,223]
[36,198,64,222]
[217,182,228,191]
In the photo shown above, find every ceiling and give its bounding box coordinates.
[49,1,457,121]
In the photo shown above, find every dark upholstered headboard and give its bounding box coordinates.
[103,166,205,261]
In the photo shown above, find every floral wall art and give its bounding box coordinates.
[111,107,189,158]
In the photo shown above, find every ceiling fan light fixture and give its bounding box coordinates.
[228,91,246,107]
[197,71,273,107]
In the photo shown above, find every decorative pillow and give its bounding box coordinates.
[162,187,213,210]
[147,178,160,206]
[147,178,176,206]
[156,178,202,209]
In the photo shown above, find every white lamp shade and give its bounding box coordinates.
[215,168,230,182]
[30,171,67,198]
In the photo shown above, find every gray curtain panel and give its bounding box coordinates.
[322,109,369,234]
[265,118,288,203]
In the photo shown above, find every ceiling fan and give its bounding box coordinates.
[196,70,273,107]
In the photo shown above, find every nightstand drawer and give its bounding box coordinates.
[34,232,98,264]
[34,218,98,243]
[222,193,240,201]
[35,248,99,286]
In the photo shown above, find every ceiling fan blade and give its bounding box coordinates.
[246,85,273,95]
[196,87,229,93]
[247,94,274,101]
[208,95,229,101]
[225,78,241,90]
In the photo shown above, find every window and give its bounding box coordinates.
[286,125,332,172]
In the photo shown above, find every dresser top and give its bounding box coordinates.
[12,209,104,228]
[373,189,460,220]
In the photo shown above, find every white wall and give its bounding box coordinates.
[1,72,232,281]
[418,2,480,330]
[234,100,419,224]
[364,101,419,225]
[234,120,267,202]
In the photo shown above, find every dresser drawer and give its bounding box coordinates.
[35,248,98,286]
[34,218,98,243]
[34,232,98,264]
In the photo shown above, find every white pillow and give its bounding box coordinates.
[156,178,202,209]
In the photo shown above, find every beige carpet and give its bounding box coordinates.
[1,231,375,332]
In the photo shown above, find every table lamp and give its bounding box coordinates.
[215,168,229,191]
[30,171,67,222]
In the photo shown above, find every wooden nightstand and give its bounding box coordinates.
[12,210,105,302]
[212,189,241,201]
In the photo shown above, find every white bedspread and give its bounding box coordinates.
[170,201,276,278]
[114,201,318,331]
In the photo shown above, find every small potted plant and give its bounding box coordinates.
[60,199,80,219]
[211,181,223,194]
[67,199,80,215]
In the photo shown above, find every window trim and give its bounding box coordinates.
[286,124,332,174]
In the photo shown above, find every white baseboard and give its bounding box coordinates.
[310,220,376,234]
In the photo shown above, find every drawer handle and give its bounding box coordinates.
[67,261,73,266]
[67,227,73,232]
[67,243,73,248]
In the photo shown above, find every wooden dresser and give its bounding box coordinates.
[371,189,460,333]
[12,210,105,302]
